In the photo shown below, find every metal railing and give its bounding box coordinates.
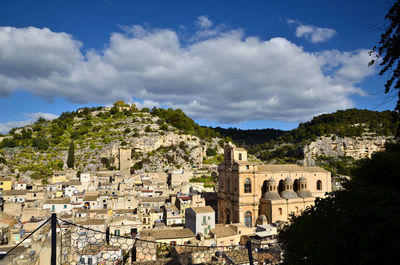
[1,213,280,265]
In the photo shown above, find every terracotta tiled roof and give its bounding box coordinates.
[140,228,195,240]
[1,190,27,196]
[190,206,214,214]
[44,198,70,204]
[76,219,105,226]
[210,225,237,238]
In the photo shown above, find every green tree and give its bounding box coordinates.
[206,147,217,156]
[370,0,400,111]
[32,137,49,151]
[67,139,75,168]
[278,143,400,264]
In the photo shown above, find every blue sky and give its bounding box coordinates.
[0,0,396,133]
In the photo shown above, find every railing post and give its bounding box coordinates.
[246,240,254,265]
[51,213,57,265]
[106,227,110,246]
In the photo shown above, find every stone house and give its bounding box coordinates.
[14,181,27,190]
[0,190,27,203]
[163,204,182,226]
[51,171,68,184]
[73,209,109,220]
[185,206,215,235]
[140,227,195,245]
[209,224,241,247]
[0,177,13,191]
[109,216,141,236]
[43,198,72,214]
[83,194,101,209]
[26,190,46,201]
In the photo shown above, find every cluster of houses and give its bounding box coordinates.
[0,168,282,264]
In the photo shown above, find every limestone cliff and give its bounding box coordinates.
[303,135,393,166]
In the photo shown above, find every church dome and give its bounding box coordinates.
[268,176,276,184]
[280,190,299,199]
[264,191,282,200]
[256,215,268,225]
[296,190,312,198]
[284,176,293,184]
[299,176,307,183]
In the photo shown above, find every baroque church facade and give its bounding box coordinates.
[217,144,332,227]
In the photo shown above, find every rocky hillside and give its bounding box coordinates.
[219,109,398,175]
[0,102,228,181]
[303,135,393,166]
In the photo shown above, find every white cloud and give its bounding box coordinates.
[25,112,58,121]
[0,112,58,134]
[0,120,32,135]
[287,19,336,43]
[196,16,213,29]
[0,22,374,124]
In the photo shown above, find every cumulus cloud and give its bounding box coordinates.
[0,112,58,134]
[287,19,336,43]
[0,20,374,124]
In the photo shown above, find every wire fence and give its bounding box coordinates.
[1,214,281,265]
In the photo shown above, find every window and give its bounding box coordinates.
[115,230,120,236]
[317,180,322,190]
[244,178,251,193]
[208,216,210,220]
[52,205,55,211]
[238,153,242,160]
[204,228,208,234]
[278,208,282,215]
[244,211,252,227]
[64,205,67,209]
[203,216,206,224]
[88,257,93,265]
[246,165,249,170]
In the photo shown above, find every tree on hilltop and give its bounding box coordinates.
[67,139,75,168]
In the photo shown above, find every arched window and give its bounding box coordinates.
[293,179,299,191]
[244,178,251,193]
[262,181,268,194]
[278,208,282,215]
[317,180,322,190]
[278,180,284,193]
[225,209,231,224]
[238,153,242,160]
[227,178,231,193]
[244,211,252,227]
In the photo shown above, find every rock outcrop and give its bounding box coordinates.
[303,135,393,166]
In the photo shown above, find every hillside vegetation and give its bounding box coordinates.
[0,101,227,181]
[216,109,398,174]
[0,106,396,180]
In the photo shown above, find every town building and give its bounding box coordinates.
[218,144,331,226]
[185,206,215,235]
